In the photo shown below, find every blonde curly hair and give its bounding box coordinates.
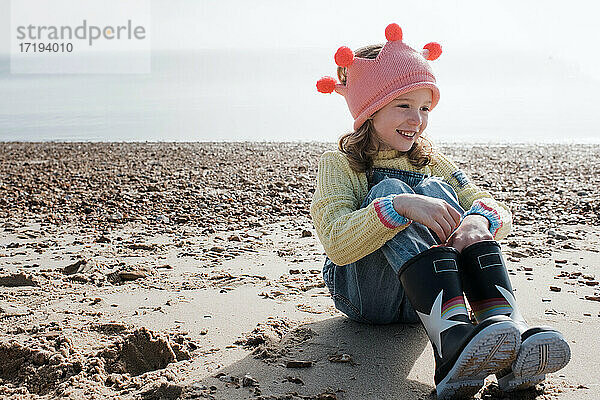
[337,44,435,173]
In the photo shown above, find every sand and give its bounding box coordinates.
[0,142,599,399]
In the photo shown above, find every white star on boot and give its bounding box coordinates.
[496,284,527,329]
[416,289,468,358]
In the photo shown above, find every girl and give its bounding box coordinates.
[311,23,570,399]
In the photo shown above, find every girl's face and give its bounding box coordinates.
[371,88,432,152]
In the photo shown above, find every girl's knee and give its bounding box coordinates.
[369,177,414,198]
[413,177,465,215]
[414,177,457,199]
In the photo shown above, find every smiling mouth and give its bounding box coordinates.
[396,130,416,138]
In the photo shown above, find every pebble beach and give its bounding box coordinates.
[1,141,599,399]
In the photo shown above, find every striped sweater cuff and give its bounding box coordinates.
[464,199,502,237]
[373,194,411,229]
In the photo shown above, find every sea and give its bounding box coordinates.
[1,48,599,143]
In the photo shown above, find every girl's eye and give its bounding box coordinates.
[397,104,429,111]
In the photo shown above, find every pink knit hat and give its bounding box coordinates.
[316,23,442,130]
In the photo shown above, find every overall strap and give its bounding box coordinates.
[366,167,375,188]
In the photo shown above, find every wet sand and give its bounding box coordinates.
[0,142,599,399]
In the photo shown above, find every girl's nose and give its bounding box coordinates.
[408,111,421,126]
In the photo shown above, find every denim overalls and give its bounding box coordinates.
[322,167,465,325]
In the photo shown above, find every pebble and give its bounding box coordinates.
[285,360,313,368]
[119,271,147,281]
[328,353,353,363]
[0,272,38,287]
[127,244,155,251]
[548,230,569,240]
[216,373,239,384]
[106,267,150,284]
[62,259,87,275]
[155,215,170,223]
[242,374,259,387]
[108,212,123,222]
[284,376,304,385]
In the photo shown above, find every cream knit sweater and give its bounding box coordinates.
[310,149,512,266]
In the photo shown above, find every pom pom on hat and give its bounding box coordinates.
[316,76,337,93]
[385,23,403,41]
[334,46,354,67]
[423,42,442,60]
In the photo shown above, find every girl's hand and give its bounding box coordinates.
[445,214,493,252]
[393,194,462,243]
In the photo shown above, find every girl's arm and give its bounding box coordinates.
[310,151,411,266]
[430,151,512,240]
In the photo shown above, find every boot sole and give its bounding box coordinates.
[497,331,571,391]
[436,321,520,399]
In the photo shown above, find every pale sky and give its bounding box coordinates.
[1,0,598,80]
[1,0,599,142]
[158,1,596,82]
[1,1,598,69]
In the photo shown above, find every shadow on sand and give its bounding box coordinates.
[181,315,554,400]
[184,316,436,399]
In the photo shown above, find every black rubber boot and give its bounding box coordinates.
[460,240,571,391]
[399,246,520,399]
